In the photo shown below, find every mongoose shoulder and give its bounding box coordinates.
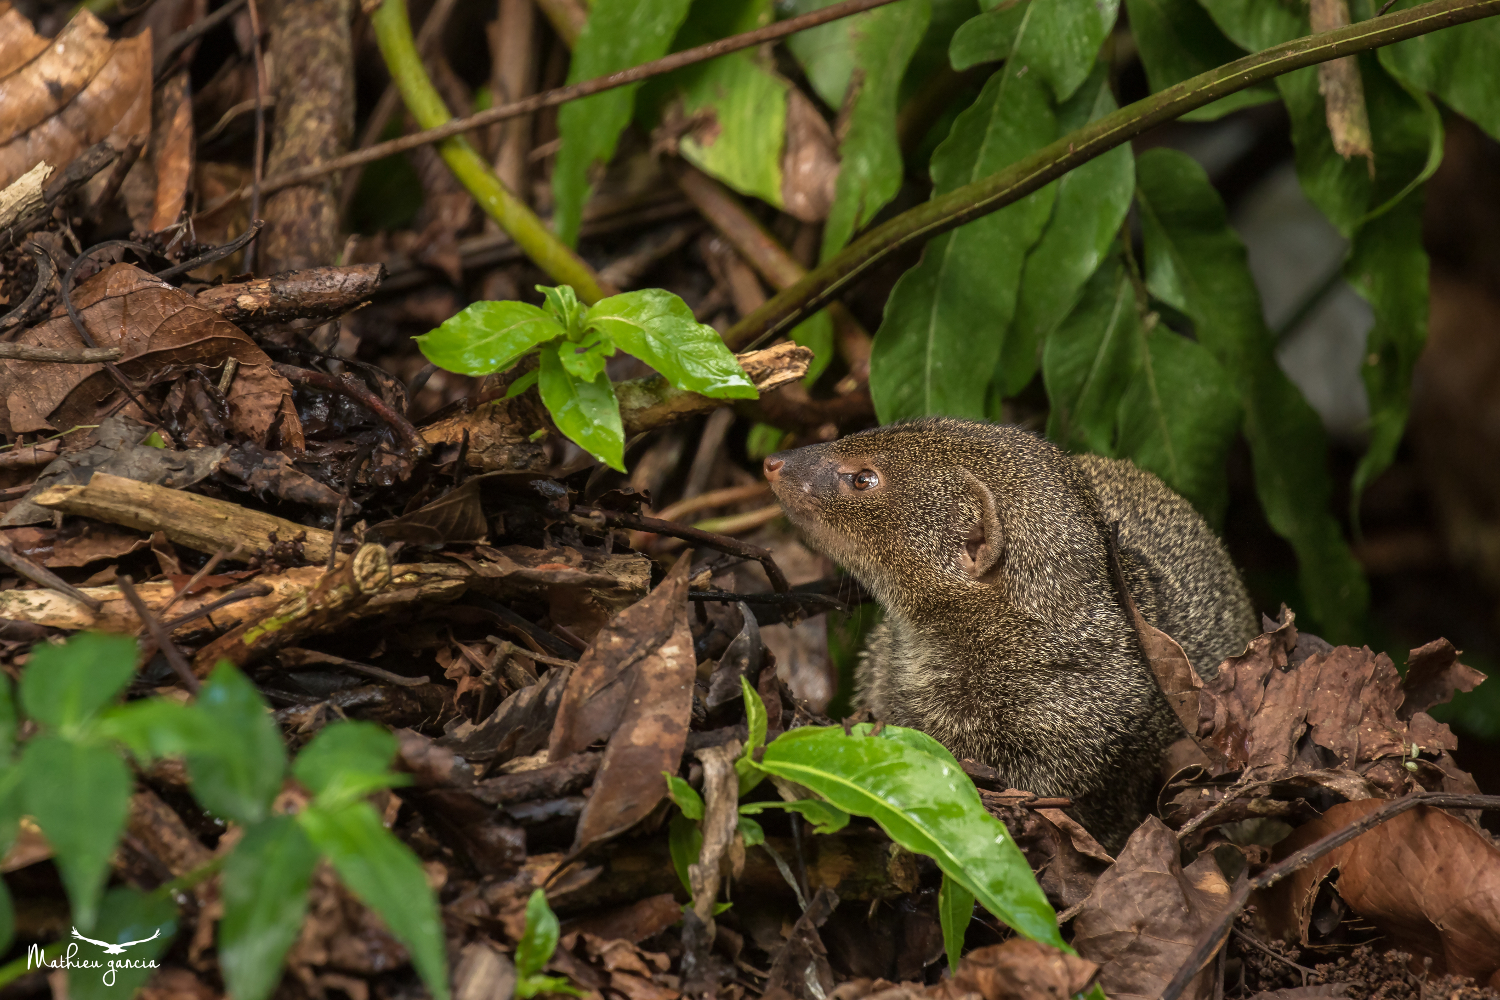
[763,417,1258,850]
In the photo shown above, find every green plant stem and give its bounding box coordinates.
[0,943,64,988]
[370,0,611,303]
[726,0,1500,349]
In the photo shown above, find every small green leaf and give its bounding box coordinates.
[739,798,851,834]
[141,431,167,449]
[540,285,587,339]
[736,675,769,796]
[293,720,407,809]
[297,801,450,1000]
[557,326,617,383]
[756,724,1066,950]
[67,887,176,1000]
[1012,0,1120,103]
[186,663,287,825]
[552,0,696,245]
[220,816,319,1000]
[504,369,541,399]
[736,814,765,847]
[939,871,975,973]
[21,735,132,930]
[783,0,857,109]
[516,888,560,979]
[668,812,703,894]
[664,773,705,821]
[415,301,563,377]
[20,632,137,734]
[538,346,626,472]
[517,976,586,1000]
[790,310,835,386]
[585,289,756,399]
[0,675,15,756]
[950,7,1021,71]
[97,698,217,762]
[745,423,786,461]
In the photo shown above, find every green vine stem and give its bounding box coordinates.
[725,0,1500,349]
[370,0,611,303]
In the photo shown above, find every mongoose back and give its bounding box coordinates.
[763,418,1258,850]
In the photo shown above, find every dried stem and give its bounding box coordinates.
[119,575,201,694]
[573,506,790,593]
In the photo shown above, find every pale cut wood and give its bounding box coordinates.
[30,472,334,562]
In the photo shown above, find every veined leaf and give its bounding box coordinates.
[1116,325,1242,527]
[585,289,757,398]
[1380,11,1500,142]
[1012,0,1120,102]
[19,632,136,734]
[1004,65,1134,395]
[1043,256,1140,457]
[186,663,286,826]
[664,773,705,820]
[21,735,132,930]
[515,889,560,980]
[736,675,768,796]
[949,7,1019,71]
[552,0,695,246]
[298,801,451,1000]
[1136,149,1367,639]
[1125,0,1276,121]
[939,871,975,973]
[220,816,319,1000]
[415,301,563,377]
[871,53,1055,422]
[754,723,1066,949]
[68,888,177,1000]
[538,345,626,472]
[819,0,933,259]
[738,798,851,834]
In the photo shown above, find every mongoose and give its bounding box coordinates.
[763,418,1258,851]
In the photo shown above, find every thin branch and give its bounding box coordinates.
[245,0,267,274]
[724,0,1500,349]
[158,583,275,633]
[253,0,904,200]
[271,362,429,457]
[0,344,124,363]
[156,546,235,622]
[1160,791,1500,1000]
[155,0,247,80]
[119,575,201,694]
[0,540,103,613]
[0,244,56,332]
[573,506,791,593]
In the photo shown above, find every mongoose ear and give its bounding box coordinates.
[959,472,1005,581]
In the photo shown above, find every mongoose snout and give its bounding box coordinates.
[764,418,1259,850]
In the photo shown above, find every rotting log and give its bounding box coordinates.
[31,472,336,562]
[193,264,386,327]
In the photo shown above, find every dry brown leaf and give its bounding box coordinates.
[944,940,1099,1000]
[781,87,839,223]
[1255,800,1500,985]
[453,941,518,1000]
[1399,638,1487,719]
[562,894,682,945]
[0,264,303,448]
[1007,804,1115,911]
[0,11,150,189]
[564,555,696,854]
[1072,817,1231,1000]
[687,741,742,924]
[2,522,148,567]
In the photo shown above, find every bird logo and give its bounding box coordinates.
[69,927,161,955]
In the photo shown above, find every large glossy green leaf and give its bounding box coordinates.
[1043,256,1140,457]
[1125,0,1275,121]
[938,871,974,973]
[1136,149,1367,638]
[819,0,932,259]
[21,735,132,929]
[292,721,408,810]
[19,632,137,734]
[1380,12,1500,142]
[68,887,177,1000]
[1012,0,1119,103]
[1003,66,1134,395]
[585,289,757,398]
[415,301,564,377]
[552,0,695,246]
[871,57,1055,422]
[298,801,451,1000]
[755,724,1065,949]
[1116,326,1242,527]
[220,816,319,1000]
[538,345,625,472]
[1345,195,1427,528]
[186,663,286,826]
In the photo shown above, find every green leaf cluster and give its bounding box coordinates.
[660,678,1062,972]
[2,633,455,1000]
[415,285,755,471]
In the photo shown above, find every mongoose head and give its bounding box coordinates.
[764,418,1112,622]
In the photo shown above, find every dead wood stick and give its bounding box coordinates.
[118,575,200,694]
[615,341,813,436]
[0,244,56,332]
[30,472,335,564]
[1161,791,1500,1000]
[0,343,125,363]
[156,546,235,621]
[272,363,429,457]
[192,263,386,327]
[573,506,790,593]
[251,0,905,200]
[192,543,393,673]
[159,583,274,631]
[0,539,103,613]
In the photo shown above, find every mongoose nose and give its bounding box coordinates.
[763,456,784,482]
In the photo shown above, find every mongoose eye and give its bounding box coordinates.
[853,470,879,491]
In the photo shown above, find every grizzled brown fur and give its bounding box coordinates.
[764,418,1258,850]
